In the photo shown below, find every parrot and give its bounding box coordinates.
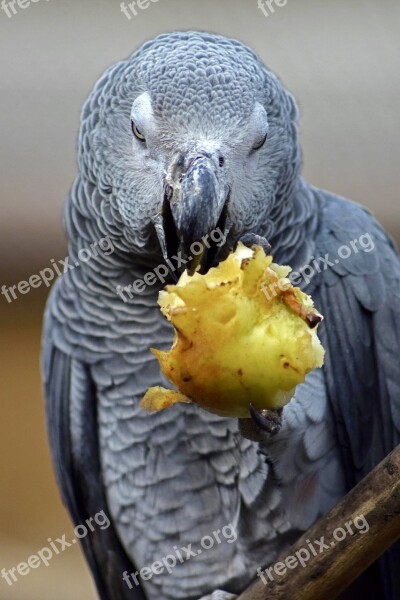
[42,31,400,600]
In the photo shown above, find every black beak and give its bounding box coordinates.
[153,152,231,277]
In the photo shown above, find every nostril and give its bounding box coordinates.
[218,155,225,168]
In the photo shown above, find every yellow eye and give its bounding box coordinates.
[131,120,146,142]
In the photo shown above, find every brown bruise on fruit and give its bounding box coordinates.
[281,290,323,329]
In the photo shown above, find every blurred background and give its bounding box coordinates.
[0,1,399,598]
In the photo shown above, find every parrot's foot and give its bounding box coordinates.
[198,592,237,600]
[239,404,283,442]
[239,233,271,255]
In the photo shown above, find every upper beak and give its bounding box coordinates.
[153,151,230,276]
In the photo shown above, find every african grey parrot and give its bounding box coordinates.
[42,31,400,600]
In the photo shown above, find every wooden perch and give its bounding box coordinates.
[238,444,400,600]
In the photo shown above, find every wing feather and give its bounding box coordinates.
[43,341,145,600]
[310,191,400,599]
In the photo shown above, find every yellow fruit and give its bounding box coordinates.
[140,243,324,418]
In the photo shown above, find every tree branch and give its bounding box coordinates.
[238,444,400,600]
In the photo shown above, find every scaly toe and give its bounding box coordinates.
[248,403,283,436]
[239,233,271,255]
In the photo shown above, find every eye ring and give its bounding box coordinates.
[252,132,268,151]
[131,120,146,142]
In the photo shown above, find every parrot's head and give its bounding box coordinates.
[79,32,301,275]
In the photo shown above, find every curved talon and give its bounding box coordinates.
[239,233,272,255]
[249,403,283,437]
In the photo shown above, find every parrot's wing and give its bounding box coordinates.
[310,191,400,599]
[43,343,145,600]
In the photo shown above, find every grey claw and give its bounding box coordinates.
[239,233,271,255]
[239,404,283,441]
[249,403,283,435]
